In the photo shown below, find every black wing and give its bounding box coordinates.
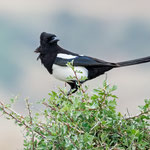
[54,55,117,67]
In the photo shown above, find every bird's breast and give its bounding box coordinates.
[52,64,88,82]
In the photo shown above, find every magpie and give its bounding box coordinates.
[35,32,150,94]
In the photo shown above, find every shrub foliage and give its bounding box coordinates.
[0,65,150,149]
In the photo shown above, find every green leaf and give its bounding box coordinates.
[10,98,14,103]
[111,85,117,91]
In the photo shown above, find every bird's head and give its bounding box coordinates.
[34,32,59,54]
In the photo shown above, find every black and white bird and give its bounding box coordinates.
[35,32,150,94]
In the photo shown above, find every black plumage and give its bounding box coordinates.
[35,32,150,94]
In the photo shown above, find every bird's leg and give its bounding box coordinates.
[67,82,79,95]
[67,87,78,96]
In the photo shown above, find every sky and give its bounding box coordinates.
[0,0,150,149]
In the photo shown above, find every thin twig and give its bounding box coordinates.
[64,111,74,122]
[72,69,85,93]
[126,110,150,120]
[0,101,46,139]
[59,89,73,104]
[37,123,52,135]
[62,122,84,134]
[67,136,80,150]
[42,102,56,111]
[25,99,35,150]
[126,108,131,118]
[25,99,32,124]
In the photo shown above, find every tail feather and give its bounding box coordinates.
[116,56,150,67]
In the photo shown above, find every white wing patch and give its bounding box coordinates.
[52,64,88,82]
[57,53,77,59]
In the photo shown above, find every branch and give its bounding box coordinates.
[72,69,85,94]
[126,110,150,120]
[67,135,80,150]
[25,99,33,124]
[25,99,35,150]
[62,122,84,134]
[42,102,56,111]
[59,88,73,104]
[0,100,46,139]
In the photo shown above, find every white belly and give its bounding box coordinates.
[52,64,88,82]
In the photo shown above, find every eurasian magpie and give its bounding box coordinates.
[35,32,150,94]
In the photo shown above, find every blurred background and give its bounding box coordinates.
[0,0,150,149]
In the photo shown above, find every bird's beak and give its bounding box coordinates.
[49,36,59,43]
[34,47,41,53]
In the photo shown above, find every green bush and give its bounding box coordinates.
[0,63,150,149]
[0,80,150,150]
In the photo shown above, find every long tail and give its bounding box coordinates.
[116,56,150,67]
